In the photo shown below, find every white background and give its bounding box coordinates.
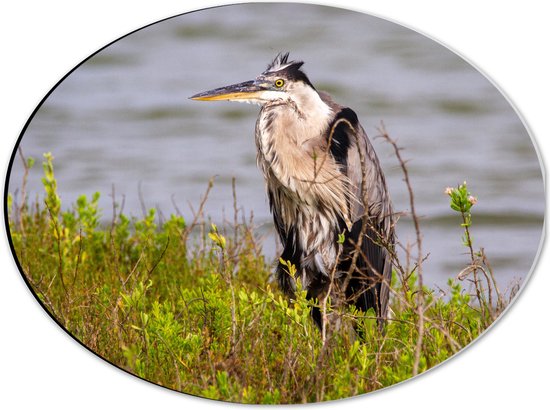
[1,1,548,408]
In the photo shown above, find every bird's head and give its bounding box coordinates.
[190,52,316,106]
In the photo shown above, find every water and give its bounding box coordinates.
[8,3,544,290]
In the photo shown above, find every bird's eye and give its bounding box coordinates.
[275,79,285,88]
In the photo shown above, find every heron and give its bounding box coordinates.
[191,53,394,330]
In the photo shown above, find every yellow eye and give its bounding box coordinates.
[275,79,284,88]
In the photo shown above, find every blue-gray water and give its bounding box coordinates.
[8,3,544,290]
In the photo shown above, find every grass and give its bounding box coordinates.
[6,150,516,404]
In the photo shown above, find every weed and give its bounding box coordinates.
[6,151,517,403]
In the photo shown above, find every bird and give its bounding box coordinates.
[191,52,394,330]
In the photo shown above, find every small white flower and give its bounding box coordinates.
[468,195,478,205]
[444,187,454,195]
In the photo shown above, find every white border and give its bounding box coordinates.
[2,1,548,409]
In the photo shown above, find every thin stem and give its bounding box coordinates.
[461,210,486,321]
[378,123,425,377]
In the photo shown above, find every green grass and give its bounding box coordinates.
[6,153,511,404]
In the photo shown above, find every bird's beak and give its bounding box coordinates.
[190,80,267,102]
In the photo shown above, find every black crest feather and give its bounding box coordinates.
[264,52,313,88]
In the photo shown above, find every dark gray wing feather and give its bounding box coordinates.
[326,106,394,320]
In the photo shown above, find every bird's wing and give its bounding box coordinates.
[326,106,394,318]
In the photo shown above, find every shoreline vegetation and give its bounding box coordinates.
[7,139,518,404]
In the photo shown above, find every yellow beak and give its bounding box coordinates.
[190,80,265,102]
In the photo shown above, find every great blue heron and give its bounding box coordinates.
[191,53,394,329]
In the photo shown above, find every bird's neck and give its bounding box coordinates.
[262,87,332,146]
[255,87,350,222]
